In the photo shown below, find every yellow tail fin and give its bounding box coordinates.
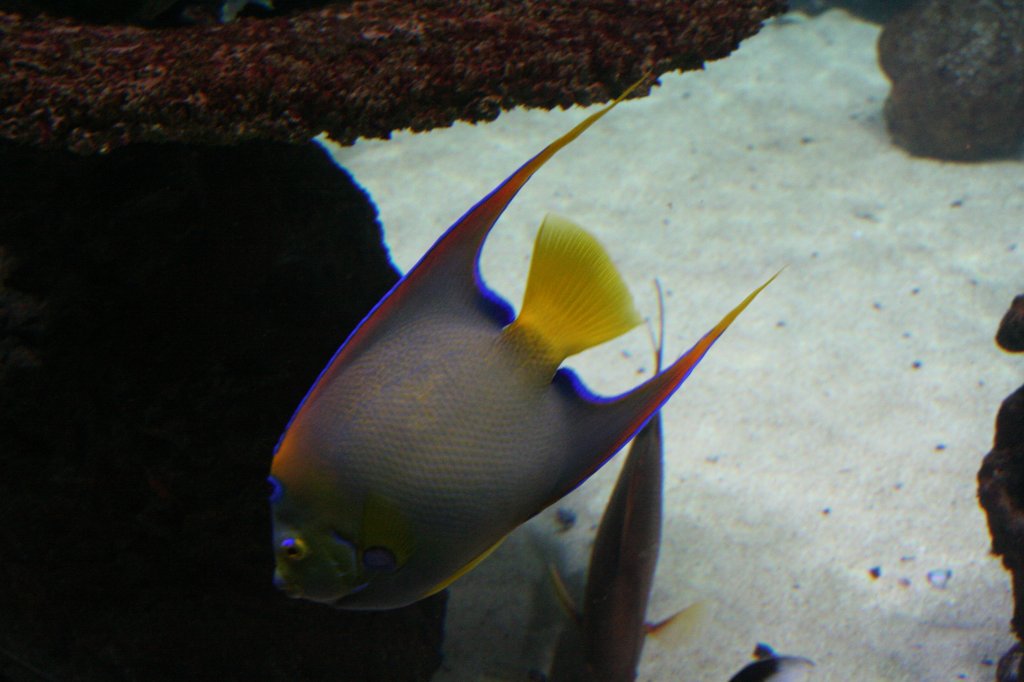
[508,214,642,370]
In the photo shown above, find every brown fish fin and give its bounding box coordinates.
[644,277,666,373]
[609,409,664,565]
[548,562,583,626]
[504,215,643,373]
[645,600,708,644]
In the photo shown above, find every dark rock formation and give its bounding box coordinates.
[0,139,447,680]
[877,0,1024,161]
[788,0,918,24]
[979,295,1024,682]
[999,296,1024,353]
[0,0,325,24]
[0,0,787,154]
[998,643,1023,682]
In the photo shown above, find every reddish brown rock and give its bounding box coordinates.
[998,295,1024,353]
[980,294,1024,681]
[0,0,787,154]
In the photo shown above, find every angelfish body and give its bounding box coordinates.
[269,82,774,610]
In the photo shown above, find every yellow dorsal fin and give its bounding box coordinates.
[507,214,642,370]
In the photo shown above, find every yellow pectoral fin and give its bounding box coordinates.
[423,535,508,597]
[507,214,642,370]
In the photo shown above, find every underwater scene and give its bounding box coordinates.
[1,0,1023,681]
[331,7,1023,682]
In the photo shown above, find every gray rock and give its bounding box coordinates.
[878,0,1024,161]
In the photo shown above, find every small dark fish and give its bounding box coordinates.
[728,655,815,682]
[548,410,679,682]
[550,284,703,681]
[578,408,665,681]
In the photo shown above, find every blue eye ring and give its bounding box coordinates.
[266,476,284,503]
[279,537,308,561]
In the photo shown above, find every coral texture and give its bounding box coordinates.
[877,0,1024,161]
[979,294,1024,681]
[0,0,787,154]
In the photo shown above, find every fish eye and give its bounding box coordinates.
[280,537,308,561]
[362,546,397,572]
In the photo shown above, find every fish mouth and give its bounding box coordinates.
[272,566,368,603]
[273,571,302,598]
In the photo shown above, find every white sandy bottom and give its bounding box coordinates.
[329,10,1024,682]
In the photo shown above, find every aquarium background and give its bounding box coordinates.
[327,9,1022,681]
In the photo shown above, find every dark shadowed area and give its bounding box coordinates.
[0,140,447,680]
